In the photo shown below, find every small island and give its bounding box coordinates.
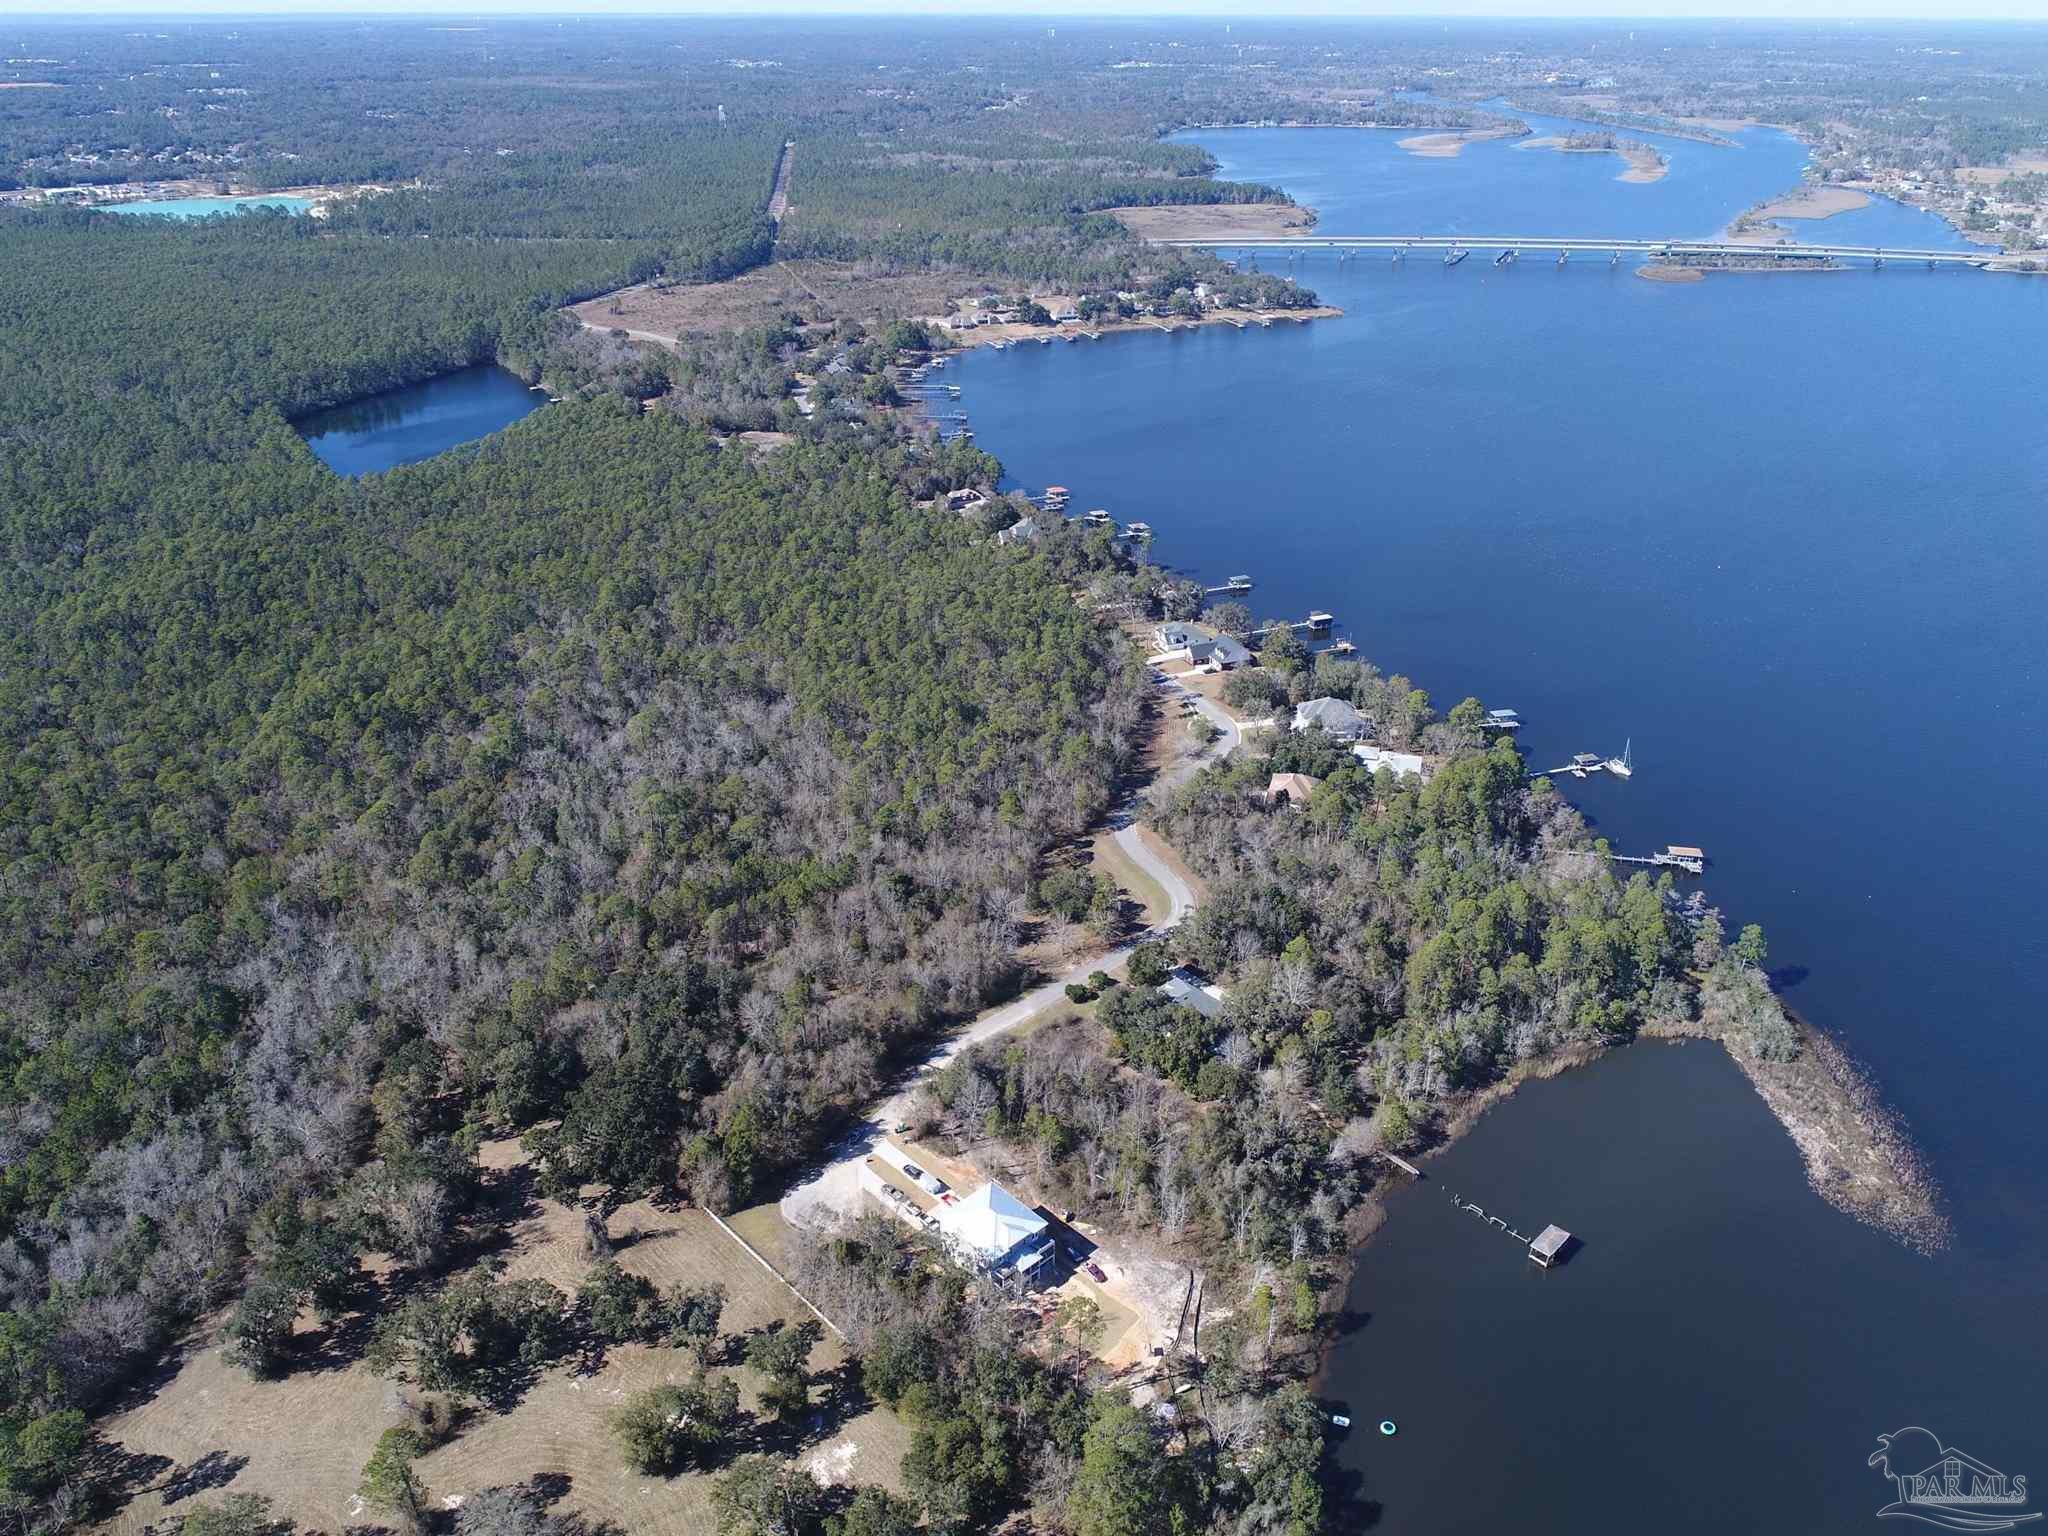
[1519,131,1670,183]
[1728,183,1874,242]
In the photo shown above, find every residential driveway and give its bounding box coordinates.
[1112,822,1195,928]
[779,682,1245,1231]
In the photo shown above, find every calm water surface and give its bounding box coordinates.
[952,119,2048,1531]
[298,365,545,476]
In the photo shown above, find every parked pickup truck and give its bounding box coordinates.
[900,1162,947,1196]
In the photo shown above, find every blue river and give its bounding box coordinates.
[949,113,2048,1531]
[297,364,546,477]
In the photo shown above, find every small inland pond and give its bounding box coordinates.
[297,364,546,477]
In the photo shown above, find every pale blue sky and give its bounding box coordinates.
[22,1,2048,17]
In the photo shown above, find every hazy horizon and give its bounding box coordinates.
[15,2,2048,21]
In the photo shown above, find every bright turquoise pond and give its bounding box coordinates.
[101,195,313,219]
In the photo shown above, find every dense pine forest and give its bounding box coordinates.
[0,18,1857,1536]
[0,151,1157,1533]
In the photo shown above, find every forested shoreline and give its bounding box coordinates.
[0,17,1948,1536]
[3,25,1343,1520]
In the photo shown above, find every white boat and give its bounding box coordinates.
[1606,738,1634,778]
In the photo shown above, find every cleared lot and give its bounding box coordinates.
[93,1146,909,1535]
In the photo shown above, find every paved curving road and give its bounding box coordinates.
[779,674,1238,1228]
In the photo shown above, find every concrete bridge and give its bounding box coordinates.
[1150,234,2000,269]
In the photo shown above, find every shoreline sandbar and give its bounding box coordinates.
[1397,123,1527,158]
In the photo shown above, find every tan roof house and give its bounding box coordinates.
[1264,772,1323,808]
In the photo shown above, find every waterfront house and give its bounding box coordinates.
[1158,621,1250,669]
[934,1182,1055,1285]
[1206,634,1252,670]
[994,516,1040,547]
[1353,743,1427,780]
[1292,697,1368,741]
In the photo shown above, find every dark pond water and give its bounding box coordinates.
[297,364,545,476]
[947,115,2048,1531]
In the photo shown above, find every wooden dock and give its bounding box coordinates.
[1533,753,1612,780]
[1449,1190,1531,1244]
[1450,1190,1571,1266]
[1610,845,1705,875]
[1248,612,1335,639]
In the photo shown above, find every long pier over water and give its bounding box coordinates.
[1152,234,2000,269]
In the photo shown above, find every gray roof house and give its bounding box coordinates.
[1156,622,1251,670]
[1206,633,1253,670]
[1159,967,1226,1020]
[1293,696,1368,741]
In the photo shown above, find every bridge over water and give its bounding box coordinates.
[1151,234,1999,269]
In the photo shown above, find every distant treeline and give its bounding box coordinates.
[0,19,1314,290]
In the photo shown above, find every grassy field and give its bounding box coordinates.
[1108,204,1317,241]
[1086,827,1170,929]
[92,1147,910,1535]
[570,259,979,340]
